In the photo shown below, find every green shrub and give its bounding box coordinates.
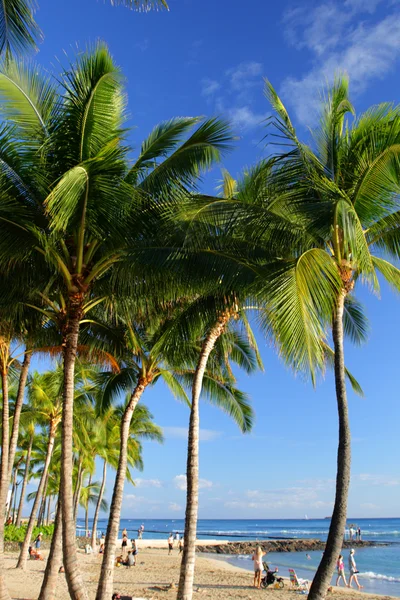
[4,524,54,542]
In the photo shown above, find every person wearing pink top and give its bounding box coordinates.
[336,554,347,587]
[252,546,266,588]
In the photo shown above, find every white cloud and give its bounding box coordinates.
[356,473,400,486]
[226,106,268,131]
[169,502,183,512]
[201,78,221,97]
[173,474,213,491]
[163,426,222,442]
[281,2,400,124]
[134,478,162,488]
[226,61,263,90]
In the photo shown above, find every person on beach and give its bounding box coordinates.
[99,534,105,553]
[168,533,174,555]
[122,527,127,537]
[252,546,265,588]
[348,549,363,590]
[358,527,362,541]
[137,527,142,539]
[336,554,347,586]
[179,537,184,554]
[34,532,43,550]
[121,533,128,557]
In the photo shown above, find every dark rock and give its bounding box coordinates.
[196,539,385,555]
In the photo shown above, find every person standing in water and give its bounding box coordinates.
[336,555,347,587]
[348,549,363,590]
[252,546,265,589]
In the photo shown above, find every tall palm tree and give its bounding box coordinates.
[0,43,232,599]
[15,423,36,526]
[238,77,400,600]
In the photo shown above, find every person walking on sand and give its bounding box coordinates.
[179,537,184,554]
[336,554,347,587]
[252,546,265,588]
[168,533,174,555]
[121,533,128,558]
[348,549,363,590]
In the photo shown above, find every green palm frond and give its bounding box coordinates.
[321,342,364,397]
[0,59,56,138]
[0,0,42,59]
[372,255,400,293]
[110,0,169,10]
[343,295,369,345]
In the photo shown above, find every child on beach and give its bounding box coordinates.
[252,546,265,589]
[336,554,347,586]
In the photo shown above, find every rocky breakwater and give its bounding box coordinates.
[196,539,382,555]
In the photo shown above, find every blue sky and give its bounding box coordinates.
[25,0,400,519]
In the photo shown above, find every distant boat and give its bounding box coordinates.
[324,516,331,520]
[304,515,309,520]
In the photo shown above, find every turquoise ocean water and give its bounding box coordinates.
[77,517,400,597]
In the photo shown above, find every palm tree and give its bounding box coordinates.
[16,370,63,569]
[0,43,231,599]
[15,423,36,526]
[241,77,400,600]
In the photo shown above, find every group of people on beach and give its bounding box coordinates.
[346,525,362,541]
[116,528,138,567]
[168,531,184,555]
[336,549,363,590]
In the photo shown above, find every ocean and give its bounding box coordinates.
[76,517,400,597]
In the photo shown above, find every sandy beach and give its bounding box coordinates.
[2,545,396,600]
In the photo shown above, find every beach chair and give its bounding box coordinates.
[288,569,309,593]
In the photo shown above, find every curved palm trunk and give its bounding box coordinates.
[95,381,147,600]
[0,368,11,600]
[177,316,229,600]
[38,471,49,527]
[91,459,106,551]
[61,300,88,600]
[308,292,351,600]
[16,433,34,526]
[8,352,31,483]
[17,421,56,570]
[38,497,63,600]
[6,470,17,522]
[73,459,84,521]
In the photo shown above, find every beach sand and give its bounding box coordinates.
[3,546,395,600]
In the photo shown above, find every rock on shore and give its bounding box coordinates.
[196,539,381,555]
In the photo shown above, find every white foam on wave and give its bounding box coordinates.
[360,572,400,582]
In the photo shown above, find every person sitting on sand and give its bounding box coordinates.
[124,550,135,567]
[111,594,121,600]
[336,554,347,587]
[168,533,174,555]
[348,549,363,590]
[252,546,265,589]
[28,546,43,561]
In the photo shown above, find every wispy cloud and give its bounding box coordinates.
[201,78,221,97]
[173,474,213,491]
[356,473,400,486]
[281,1,400,124]
[201,60,267,133]
[226,61,263,91]
[169,502,183,512]
[163,426,222,442]
[134,478,162,488]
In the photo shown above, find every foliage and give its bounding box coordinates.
[4,523,54,542]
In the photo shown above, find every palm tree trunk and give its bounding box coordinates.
[177,316,229,600]
[95,380,147,600]
[85,474,92,536]
[60,298,88,600]
[17,421,56,569]
[46,496,51,526]
[91,459,106,551]
[8,352,31,483]
[38,471,49,527]
[6,470,17,522]
[38,497,63,600]
[308,291,351,600]
[16,433,33,527]
[73,459,83,521]
[0,367,12,600]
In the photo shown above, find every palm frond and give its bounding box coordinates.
[0,0,42,59]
